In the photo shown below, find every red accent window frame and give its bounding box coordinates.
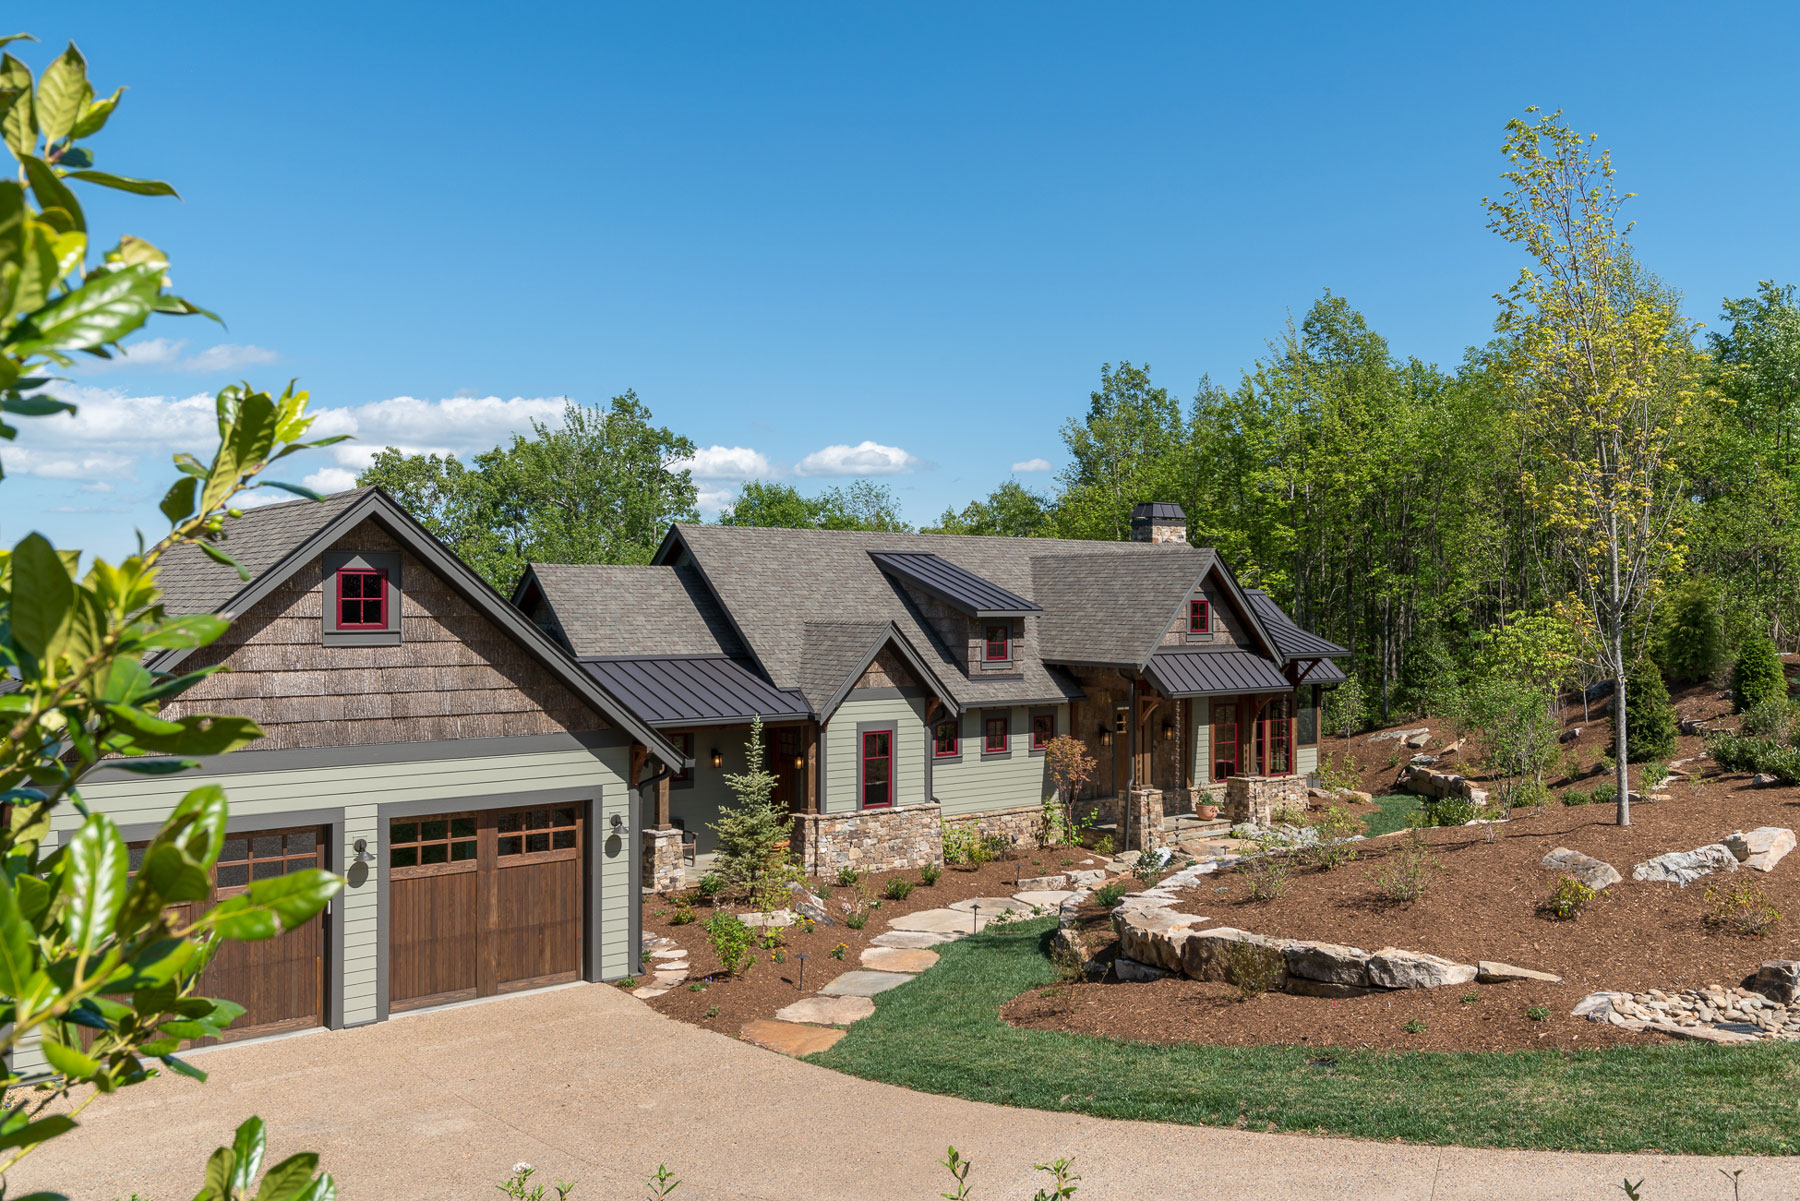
[933,719,960,758]
[983,624,1010,662]
[861,730,892,809]
[1030,712,1055,750]
[1188,597,1210,633]
[984,716,1009,754]
[336,568,388,629]
[1212,702,1238,782]
[1261,698,1293,776]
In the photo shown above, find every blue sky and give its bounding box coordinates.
[10,2,1800,558]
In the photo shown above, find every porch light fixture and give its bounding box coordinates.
[1162,721,1175,742]
[710,748,723,769]
[1098,727,1112,747]
[793,755,805,770]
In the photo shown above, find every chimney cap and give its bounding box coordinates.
[1130,502,1187,523]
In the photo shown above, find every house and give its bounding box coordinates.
[514,501,1349,890]
[43,487,688,1057]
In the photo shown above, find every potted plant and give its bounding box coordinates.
[1196,802,1220,820]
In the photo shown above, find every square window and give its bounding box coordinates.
[984,716,1008,754]
[983,625,1009,662]
[933,719,959,758]
[337,568,388,629]
[1031,712,1054,750]
[1188,597,1210,633]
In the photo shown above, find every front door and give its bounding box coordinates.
[387,803,585,1013]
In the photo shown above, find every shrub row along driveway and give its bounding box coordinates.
[14,974,1795,1199]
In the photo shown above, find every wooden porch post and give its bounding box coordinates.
[654,775,672,831]
[804,723,820,814]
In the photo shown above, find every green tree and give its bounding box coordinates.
[1654,577,1725,684]
[0,37,341,1191]
[720,479,911,531]
[1326,677,1369,748]
[708,717,793,892]
[1053,361,1188,540]
[1616,657,1676,763]
[1731,633,1787,713]
[1486,109,1701,826]
[928,480,1053,537]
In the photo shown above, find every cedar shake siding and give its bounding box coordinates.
[162,520,604,749]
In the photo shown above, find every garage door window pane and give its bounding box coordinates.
[391,822,418,844]
[391,846,418,868]
[289,830,316,853]
[553,829,576,850]
[451,840,476,861]
[218,863,249,887]
[526,832,549,853]
[451,817,476,839]
[253,834,282,857]
[421,820,448,841]
[254,858,287,880]
[421,842,448,865]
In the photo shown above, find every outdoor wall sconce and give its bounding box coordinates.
[351,837,376,866]
[793,755,805,770]
[1162,721,1175,741]
[608,812,628,837]
[1098,727,1113,747]
[710,748,723,769]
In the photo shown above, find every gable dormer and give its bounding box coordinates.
[869,550,1039,678]
[1163,568,1254,649]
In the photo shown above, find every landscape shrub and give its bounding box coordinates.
[1318,751,1364,793]
[1131,849,1162,883]
[1705,881,1782,937]
[845,912,869,930]
[1738,697,1800,739]
[920,863,942,886]
[1237,846,1293,901]
[1369,830,1440,903]
[943,824,1003,867]
[1305,805,1362,870]
[1542,874,1595,920]
[1402,1018,1428,1034]
[1732,634,1788,713]
[1561,786,1591,806]
[1526,1006,1551,1022]
[1706,730,1776,774]
[668,900,697,925]
[1222,940,1285,998]
[1616,658,1676,762]
[1093,881,1129,909]
[1589,781,1619,808]
[696,872,725,898]
[710,717,798,891]
[1639,760,1671,791]
[1413,795,1476,827]
[1269,798,1310,826]
[1511,778,1553,810]
[705,911,755,975]
[1453,675,1561,800]
[836,866,861,886]
[1656,578,1725,684]
[884,877,914,901]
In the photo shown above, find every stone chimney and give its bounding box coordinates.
[1129,501,1187,544]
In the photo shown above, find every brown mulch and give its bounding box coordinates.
[1006,683,1800,1052]
[636,851,1085,1031]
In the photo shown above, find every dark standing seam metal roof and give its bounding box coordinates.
[1244,590,1351,658]
[868,551,1041,617]
[1144,649,1293,696]
[578,655,812,727]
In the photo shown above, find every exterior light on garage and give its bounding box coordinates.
[710,747,723,769]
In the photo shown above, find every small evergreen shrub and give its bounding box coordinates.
[845,911,868,930]
[1656,578,1725,683]
[1402,1018,1428,1034]
[1526,1006,1550,1022]
[1560,786,1590,806]
[1542,874,1595,920]
[1414,796,1476,827]
[1093,881,1129,909]
[1732,634,1787,714]
[668,900,697,925]
[1617,658,1676,763]
[884,877,914,901]
[920,863,942,886]
[1706,730,1776,774]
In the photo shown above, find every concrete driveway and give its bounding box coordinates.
[10,982,1796,1200]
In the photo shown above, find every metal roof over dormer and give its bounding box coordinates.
[868,550,1042,618]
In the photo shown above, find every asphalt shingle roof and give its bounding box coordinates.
[1028,548,1213,667]
[529,563,746,658]
[153,487,373,616]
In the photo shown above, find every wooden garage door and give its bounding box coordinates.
[126,826,327,1044]
[387,804,584,1013]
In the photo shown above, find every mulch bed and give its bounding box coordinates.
[1005,683,1800,1052]
[637,851,1091,1031]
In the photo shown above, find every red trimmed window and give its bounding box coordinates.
[983,624,1010,662]
[861,730,892,808]
[1031,712,1055,750]
[1212,702,1238,781]
[933,719,960,758]
[336,568,388,629]
[1188,597,1210,633]
[984,715,1009,754]
[1262,698,1293,776]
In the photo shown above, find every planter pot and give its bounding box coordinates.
[1196,804,1220,820]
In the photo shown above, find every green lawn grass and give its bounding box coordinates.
[812,917,1800,1154]
[1363,793,1421,837]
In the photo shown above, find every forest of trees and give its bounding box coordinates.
[361,112,1800,748]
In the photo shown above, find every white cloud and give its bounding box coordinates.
[303,466,360,494]
[794,440,924,477]
[1011,458,1053,473]
[674,445,772,480]
[1,446,137,479]
[75,338,281,374]
[695,487,737,515]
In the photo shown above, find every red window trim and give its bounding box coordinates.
[1212,703,1238,782]
[336,567,388,630]
[983,715,1009,754]
[932,719,960,758]
[983,624,1010,662]
[1188,597,1210,634]
[861,729,892,809]
[1030,712,1055,750]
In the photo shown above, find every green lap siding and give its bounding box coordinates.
[824,694,929,813]
[930,705,1061,817]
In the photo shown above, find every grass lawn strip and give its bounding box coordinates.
[812,917,1800,1155]
[1362,792,1421,837]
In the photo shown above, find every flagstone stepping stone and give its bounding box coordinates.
[740,909,796,927]
[650,948,688,959]
[819,970,914,997]
[948,896,1027,914]
[631,986,670,999]
[870,929,958,948]
[1068,869,1107,886]
[1012,890,1077,908]
[739,1018,846,1057]
[774,995,876,1026]
[889,907,993,934]
[1015,873,1069,891]
[860,946,939,973]
[652,971,688,986]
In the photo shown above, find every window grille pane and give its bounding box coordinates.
[553,829,576,849]
[526,833,549,853]
[217,863,249,887]
[288,830,316,853]
[421,843,448,865]
[391,846,418,868]
[421,819,448,841]
[451,840,477,861]
[253,834,282,857]
[391,822,417,844]
[451,817,476,838]
[253,859,286,880]
[498,836,522,856]
[220,837,248,862]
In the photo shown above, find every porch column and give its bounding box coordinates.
[804,723,820,814]
[654,775,672,831]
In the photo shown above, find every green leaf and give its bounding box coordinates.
[0,878,36,996]
[62,813,126,955]
[52,146,91,169]
[204,895,279,941]
[39,1038,99,1081]
[134,613,229,651]
[196,540,250,581]
[254,1152,322,1201]
[229,1116,266,1194]
[201,1145,235,1200]
[5,262,159,355]
[159,474,197,524]
[8,532,74,661]
[20,156,84,235]
[253,480,323,502]
[109,713,260,756]
[0,54,33,159]
[70,85,121,139]
[0,1111,73,1154]
[100,757,198,775]
[33,44,90,146]
[103,702,188,738]
[159,1052,206,1081]
[138,844,211,904]
[64,170,177,198]
[245,869,340,930]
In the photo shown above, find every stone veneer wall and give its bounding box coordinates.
[643,828,685,893]
[794,802,944,876]
[1225,774,1309,825]
[1123,788,1165,851]
[943,803,1045,851]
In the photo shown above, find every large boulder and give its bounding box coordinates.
[1368,727,1430,745]
[1724,827,1797,873]
[1283,940,1372,987]
[1112,956,1170,983]
[1540,847,1622,892]
[1477,960,1563,984]
[1112,907,1207,974]
[1184,927,1291,985]
[1751,960,1800,1003]
[1016,873,1070,891]
[1632,843,1740,886]
[1365,947,1477,990]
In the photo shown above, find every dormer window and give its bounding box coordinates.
[1188,597,1210,634]
[337,568,388,629]
[322,551,402,646]
[984,624,1010,662]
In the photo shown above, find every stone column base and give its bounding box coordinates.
[1225,775,1308,826]
[1123,788,1164,852]
[793,803,944,878]
[642,828,685,893]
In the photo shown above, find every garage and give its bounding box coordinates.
[386,803,586,1012]
[128,825,329,1044]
